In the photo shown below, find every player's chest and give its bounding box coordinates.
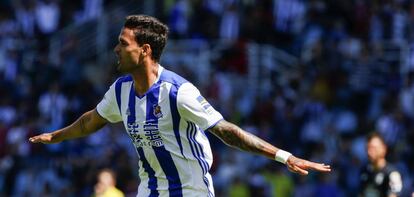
[121,95,173,146]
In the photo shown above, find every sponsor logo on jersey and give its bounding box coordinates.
[127,121,164,147]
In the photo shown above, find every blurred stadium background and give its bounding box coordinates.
[1,0,414,196]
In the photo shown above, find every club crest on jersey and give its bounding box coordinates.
[153,104,163,118]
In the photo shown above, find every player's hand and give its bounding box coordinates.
[29,133,55,144]
[286,155,331,175]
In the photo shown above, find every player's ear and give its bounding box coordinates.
[142,44,151,57]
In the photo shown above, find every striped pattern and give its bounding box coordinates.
[127,84,159,196]
[169,84,186,159]
[186,122,213,197]
[146,84,183,196]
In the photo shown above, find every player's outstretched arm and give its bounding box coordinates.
[29,109,108,144]
[209,120,331,175]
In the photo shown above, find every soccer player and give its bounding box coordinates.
[29,15,331,197]
[359,132,403,197]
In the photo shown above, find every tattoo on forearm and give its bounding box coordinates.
[210,121,274,157]
[79,116,87,134]
[79,112,95,135]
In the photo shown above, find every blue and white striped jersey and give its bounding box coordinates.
[96,65,223,197]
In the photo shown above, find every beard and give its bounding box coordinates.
[116,60,141,74]
[116,60,130,74]
[116,53,143,73]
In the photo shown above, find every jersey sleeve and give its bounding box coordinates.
[96,81,123,123]
[177,83,223,131]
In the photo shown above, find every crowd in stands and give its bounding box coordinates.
[1,0,414,196]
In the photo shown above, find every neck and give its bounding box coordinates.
[373,158,386,170]
[131,61,159,96]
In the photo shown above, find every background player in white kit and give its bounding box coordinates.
[29,15,331,196]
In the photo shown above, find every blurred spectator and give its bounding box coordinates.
[375,97,405,147]
[169,0,190,38]
[219,3,239,41]
[359,132,403,197]
[399,71,414,119]
[391,2,408,44]
[273,0,306,35]
[1,50,19,82]
[35,0,60,35]
[93,168,124,197]
[13,0,36,37]
[38,82,68,131]
[0,98,17,127]
[81,0,104,21]
[6,123,30,157]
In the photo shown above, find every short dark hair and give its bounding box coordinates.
[124,15,169,62]
[367,132,386,145]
